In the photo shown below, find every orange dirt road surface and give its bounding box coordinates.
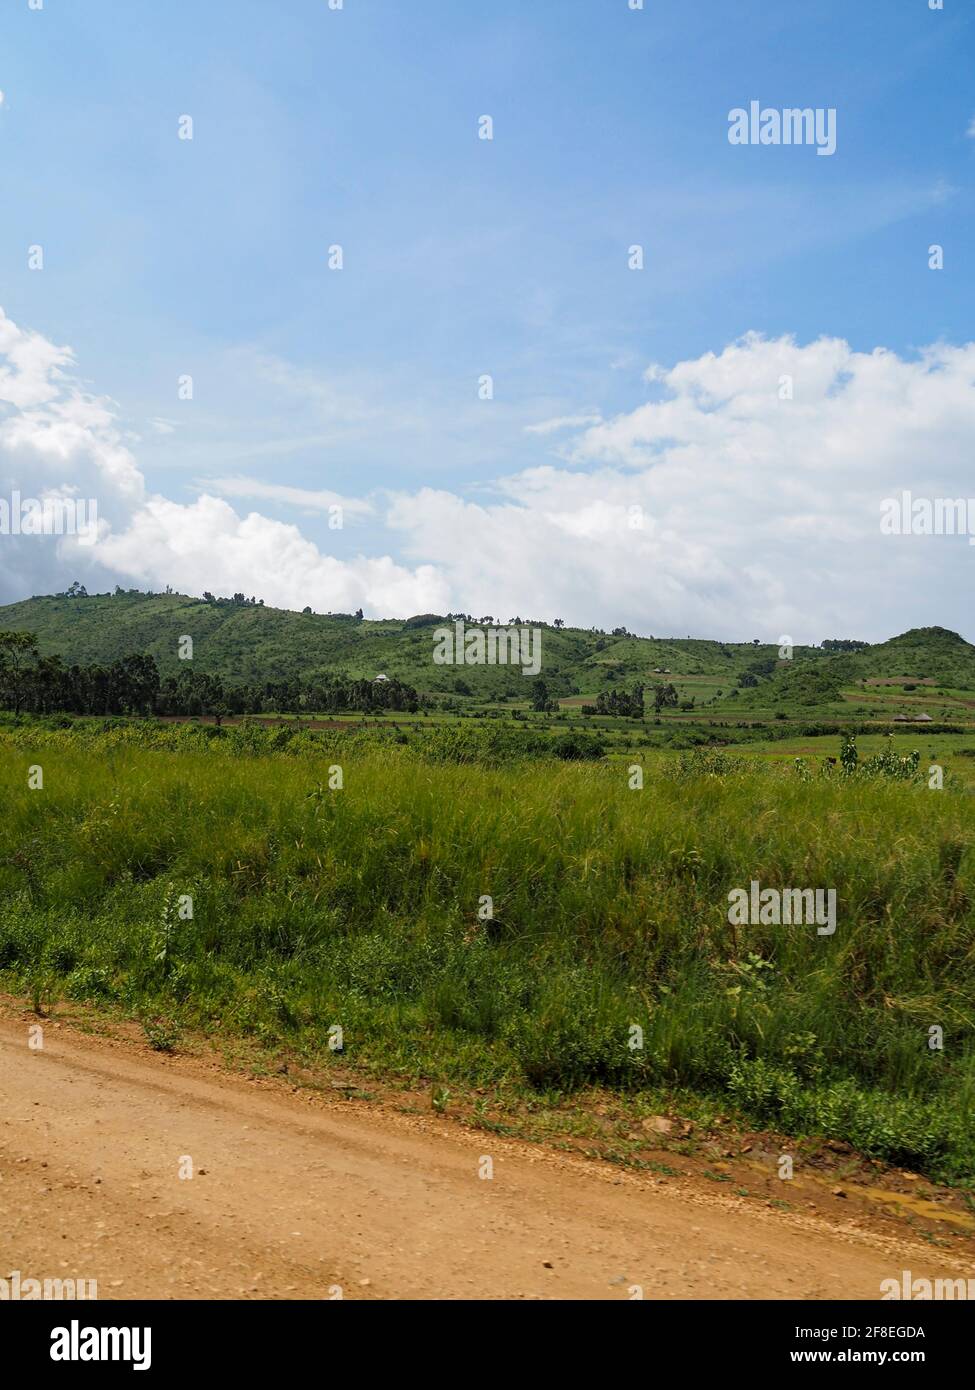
[0,1011,967,1301]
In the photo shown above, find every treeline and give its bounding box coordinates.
[578,681,675,717]
[0,632,421,719]
[202,591,266,608]
[581,683,682,717]
[591,684,645,717]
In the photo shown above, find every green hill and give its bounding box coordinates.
[723,627,975,718]
[730,656,858,710]
[0,590,814,699]
[855,627,975,686]
[0,590,970,704]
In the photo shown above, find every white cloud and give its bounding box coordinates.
[388,333,975,639]
[0,309,75,410]
[524,414,603,435]
[0,307,440,615]
[1,308,972,640]
[96,494,445,615]
[203,476,374,518]
[0,309,146,596]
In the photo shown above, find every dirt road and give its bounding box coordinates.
[0,1010,966,1300]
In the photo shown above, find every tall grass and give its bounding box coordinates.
[0,721,972,1180]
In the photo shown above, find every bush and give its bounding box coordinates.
[549,732,605,761]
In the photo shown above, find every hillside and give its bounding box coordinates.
[731,655,858,710]
[0,591,971,704]
[854,627,975,686]
[0,589,826,699]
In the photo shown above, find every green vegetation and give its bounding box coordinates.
[0,588,842,698]
[2,593,973,727]
[3,591,973,1183]
[1,716,972,1183]
[0,630,423,720]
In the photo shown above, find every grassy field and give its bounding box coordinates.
[1,716,973,1184]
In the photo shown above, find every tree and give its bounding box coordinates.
[0,632,40,714]
[111,653,159,715]
[653,682,678,714]
[593,684,643,718]
[196,673,225,722]
[530,677,549,712]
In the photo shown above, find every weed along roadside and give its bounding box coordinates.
[0,715,971,1187]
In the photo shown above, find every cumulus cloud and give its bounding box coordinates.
[96,494,446,615]
[0,307,440,614]
[0,307,971,639]
[388,333,975,640]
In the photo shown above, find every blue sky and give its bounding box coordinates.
[0,0,973,638]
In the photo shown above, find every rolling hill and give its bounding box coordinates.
[0,591,972,706]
